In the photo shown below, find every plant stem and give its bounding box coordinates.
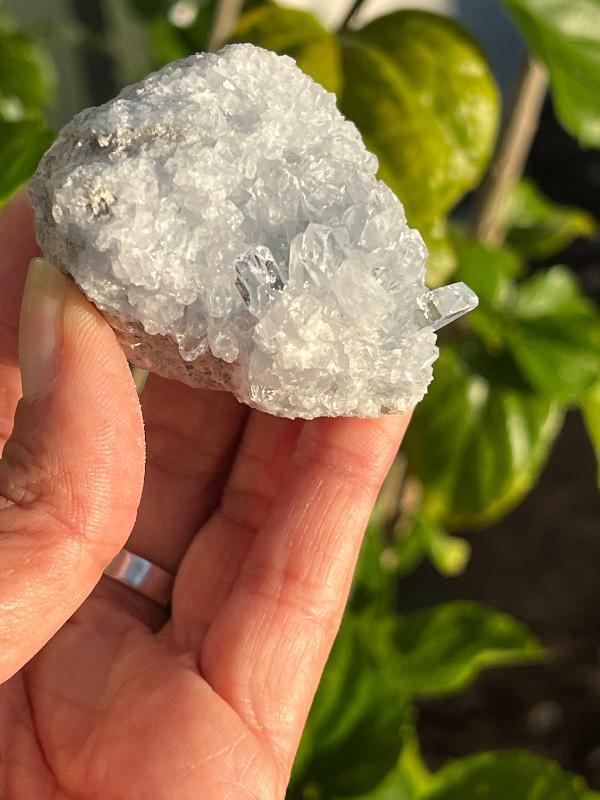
[471,54,548,247]
[377,456,408,542]
[340,0,368,31]
[208,0,244,52]
[132,367,149,395]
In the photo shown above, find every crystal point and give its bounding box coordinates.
[416,282,479,331]
[30,44,478,419]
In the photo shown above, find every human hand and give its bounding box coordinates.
[0,193,410,800]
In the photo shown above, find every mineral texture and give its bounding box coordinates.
[30,44,478,419]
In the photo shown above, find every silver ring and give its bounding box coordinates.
[103,549,174,607]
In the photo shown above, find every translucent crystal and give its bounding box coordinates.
[416,283,479,331]
[30,44,478,419]
[234,245,284,318]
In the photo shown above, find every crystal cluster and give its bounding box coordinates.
[30,44,477,419]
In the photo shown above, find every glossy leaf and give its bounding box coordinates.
[506,267,600,401]
[290,614,408,799]
[340,11,499,231]
[454,237,523,294]
[425,751,599,800]
[455,240,600,402]
[231,3,341,93]
[453,237,522,346]
[355,723,431,800]
[501,0,600,147]
[404,346,563,528]
[506,179,597,259]
[0,120,54,208]
[0,13,54,121]
[395,602,544,698]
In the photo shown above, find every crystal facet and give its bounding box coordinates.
[30,44,478,419]
[416,282,479,331]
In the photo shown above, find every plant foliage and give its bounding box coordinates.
[2,1,600,797]
[0,13,55,207]
[501,0,600,147]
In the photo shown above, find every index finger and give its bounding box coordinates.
[0,192,40,451]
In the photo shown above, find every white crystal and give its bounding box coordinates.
[416,282,479,331]
[30,44,478,419]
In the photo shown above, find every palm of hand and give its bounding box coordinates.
[8,591,279,799]
[0,195,408,799]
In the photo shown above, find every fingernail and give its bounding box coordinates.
[19,258,67,399]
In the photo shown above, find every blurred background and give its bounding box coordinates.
[1,0,599,797]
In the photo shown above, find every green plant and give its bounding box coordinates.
[1,1,599,797]
[0,12,55,205]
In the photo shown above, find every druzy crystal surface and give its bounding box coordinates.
[31,44,478,419]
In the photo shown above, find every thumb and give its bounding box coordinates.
[0,258,145,682]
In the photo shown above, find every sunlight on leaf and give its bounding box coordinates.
[395,602,545,698]
[404,346,563,529]
[290,614,408,799]
[0,120,54,208]
[501,0,600,147]
[340,11,500,231]
[424,751,599,800]
[231,3,341,92]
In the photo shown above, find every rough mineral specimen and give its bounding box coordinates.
[30,43,477,419]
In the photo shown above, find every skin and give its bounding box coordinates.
[0,193,410,800]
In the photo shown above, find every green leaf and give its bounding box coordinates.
[0,13,55,121]
[231,3,341,93]
[421,217,457,287]
[404,346,563,528]
[339,11,500,232]
[425,751,598,800]
[395,602,544,698]
[505,179,597,259]
[453,237,522,346]
[501,0,600,147]
[397,512,471,577]
[451,236,523,353]
[354,721,432,800]
[506,267,600,401]
[581,378,600,486]
[0,120,55,208]
[424,524,471,577]
[454,238,600,402]
[290,614,408,799]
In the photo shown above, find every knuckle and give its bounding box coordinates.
[0,436,83,543]
[0,436,45,508]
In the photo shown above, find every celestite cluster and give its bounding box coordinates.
[31,44,477,418]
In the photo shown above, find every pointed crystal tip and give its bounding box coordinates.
[416,282,479,332]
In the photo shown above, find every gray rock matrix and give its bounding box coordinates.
[31,43,477,418]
